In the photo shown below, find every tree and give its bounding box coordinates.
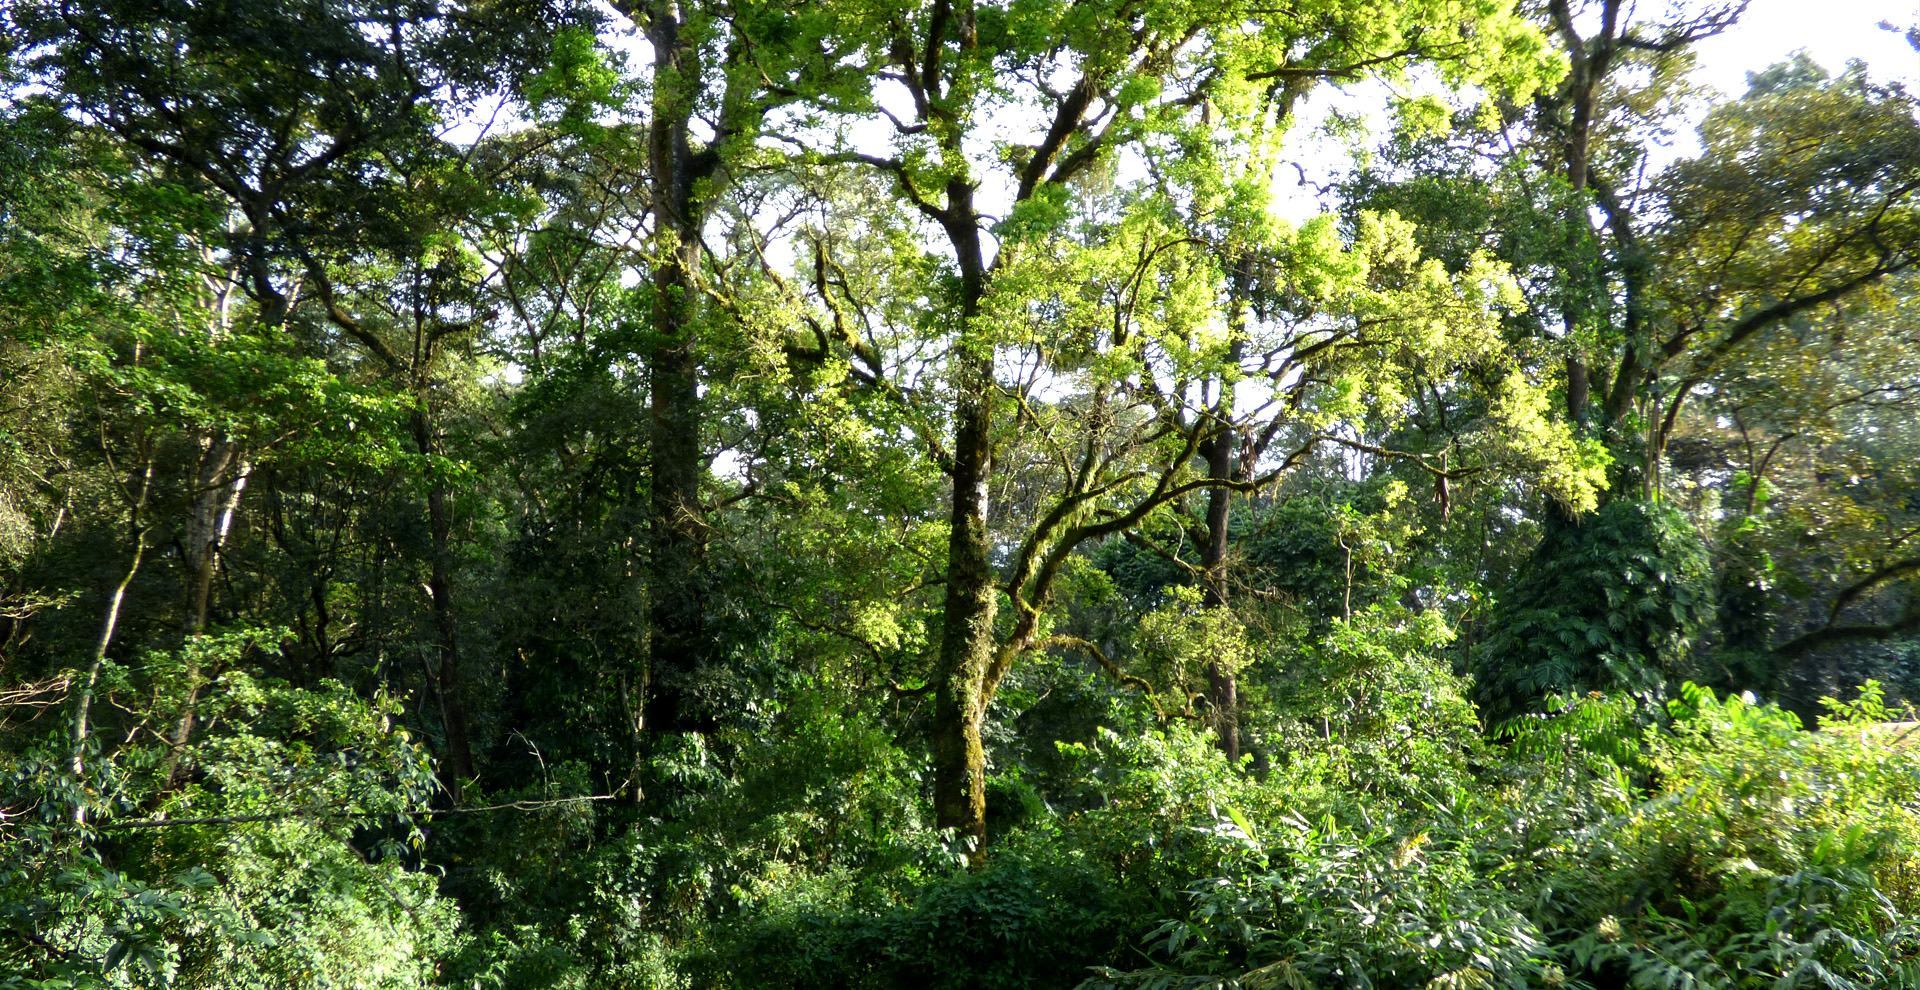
[1349,4,1920,715]
[1354,5,1920,489]
[738,0,1578,847]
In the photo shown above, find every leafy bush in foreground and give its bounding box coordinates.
[1081,683,1920,990]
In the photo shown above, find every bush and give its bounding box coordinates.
[1,632,457,989]
[1472,500,1715,724]
[1523,683,1920,989]
[691,727,1255,990]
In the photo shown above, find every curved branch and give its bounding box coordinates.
[1032,635,1159,704]
[1826,558,1920,626]
[1775,606,1920,657]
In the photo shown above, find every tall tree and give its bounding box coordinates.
[759,0,1573,846]
[597,0,873,734]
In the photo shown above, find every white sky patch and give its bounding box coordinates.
[487,364,525,386]
[1693,0,1919,93]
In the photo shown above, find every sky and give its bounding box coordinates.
[1692,0,1918,93]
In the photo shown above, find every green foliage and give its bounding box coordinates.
[1473,500,1717,724]
[1522,683,1920,989]
[1496,689,1648,771]
[692,726,1255,990]
[1081,664,1546,990]
[1066,680,1920,990]
[1133,586,1252,706]
[1083,813,1544,990]
[2,631,455,988]
[3,1,1919,988]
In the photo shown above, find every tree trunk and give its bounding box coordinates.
[426,479,474,789]
[1565,356,1590,426]
[184,437,247,635]
[1201,415,1238,763]
[72,457,153,823]
[413,407,475,794]
[620,666,648,803]
[932,369,994,849]
[168,261,256,778]
[1202,271,1252,762]
[932,182,994,850]
[642,0,716,735]
[165,439,250,783]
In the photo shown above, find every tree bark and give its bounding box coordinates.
[71,456,154,823]
[1542,0,1617,432]
[168,263,256,778]
[165,439,250,783]
[931,363,994,848]
[931,176,994,849]
[183,438,247,635]
[1201,413,1238,763]
[1565,356,1590,426]
[413,407,475,794]
[1200,278,1247,761]
[641,0,719,735]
